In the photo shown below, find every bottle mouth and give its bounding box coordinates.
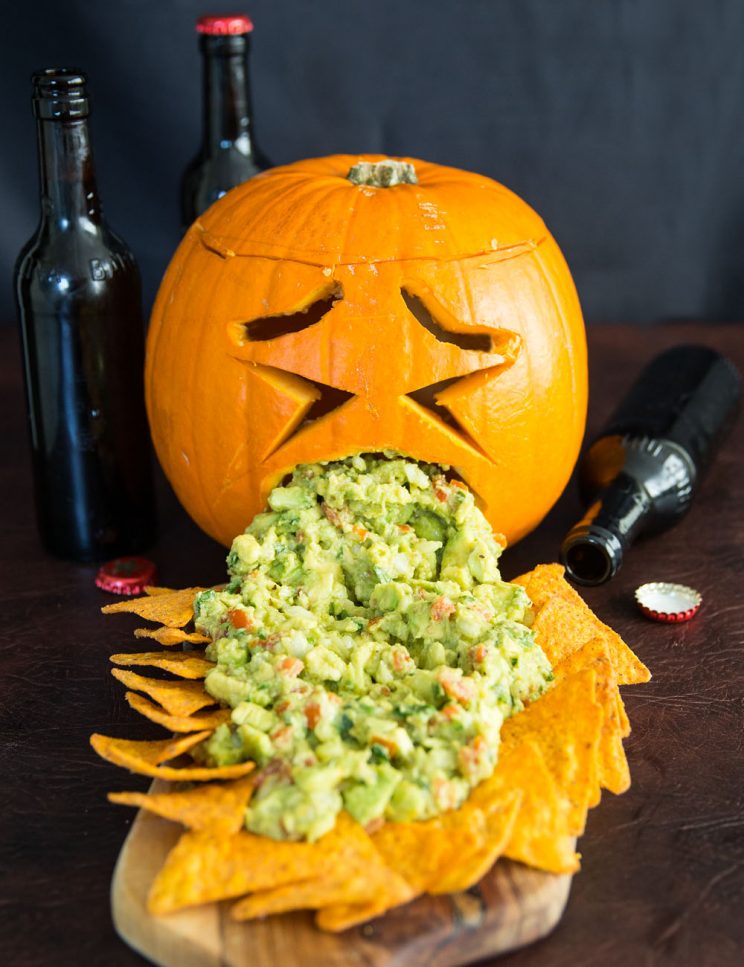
[560,526,624,586]
[32,68,89,119]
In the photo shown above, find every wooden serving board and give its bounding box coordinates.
[111,782,573,967]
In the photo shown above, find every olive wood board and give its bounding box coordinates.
[111,780,573,967]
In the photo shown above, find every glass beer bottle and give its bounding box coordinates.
[180,12,270,228]
[14,68,156,562]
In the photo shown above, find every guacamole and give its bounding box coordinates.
[194,455,553,841]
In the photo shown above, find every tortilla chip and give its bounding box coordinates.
[232,876,372,920]
[370,790,520,896]
[429,790,521,894]
[148,811,380,915]
[101,587,204,628]
[111,668,216,717]
[110,651,214,679]
[469,740,579,874]
[134,626,210,647]
[230,821,414,922]
[108,777,254,834]
[92,730,209,767]
[515,564,650,685]
[308,872,415,933]
[554,638,630,797]
[144,586,176,596]
[124,691,231,733]
[501,670,602,836]
[90,732,255,782]
[615,691,631,738]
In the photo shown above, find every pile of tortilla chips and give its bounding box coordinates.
[91,564,649,932]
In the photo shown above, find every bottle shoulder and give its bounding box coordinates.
[15,222,141,309]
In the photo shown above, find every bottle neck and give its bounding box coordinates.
[36,114,103,231]
[201,35,255,156]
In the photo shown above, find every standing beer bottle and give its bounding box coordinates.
[180,12,270,229]
[14,68,156,563]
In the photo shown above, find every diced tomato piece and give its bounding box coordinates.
[391,649,412,672]
[365,816,385,834]
[438,668,476,704]
[270,725,294,749]
[277,656,303,677]
[450,479,467,490]
[458,734,489,778]
[304,703,321,729]
[398,523,412,533]
[371,735,397,757]
[227,609,254,631]
[275,700,291,714]
[353,525,369,541]
[441,703,460,720]
[471,643,488,664]
[431,596,456,621]
[433,777,458,810]
[367,616,383,629]
[259,632,281,650]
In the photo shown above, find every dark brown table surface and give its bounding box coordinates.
[1,322,743,967]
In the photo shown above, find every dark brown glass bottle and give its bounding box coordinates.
[561,346,741,585]
[180,13,270,229]
[14,69,156,563]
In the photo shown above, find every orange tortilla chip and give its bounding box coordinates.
[231,876,374,920]
[124,691,231,733]
[134,626,210,647]
[148,811,378,915]
[554,638,631,797]
[428,791,521,894]
[102,587,204,628]
[230,823,414,922]
[315,898,397,933]
[110,651,214,679]
[108,777,254,834]
[92,730,209,767]
[90,732,255,782]
[502,669,602,836]
[469,740,579,875]
[111,668,216,717]
[144,586,177,596]
[516,565,649,685]
[370,791,520,895]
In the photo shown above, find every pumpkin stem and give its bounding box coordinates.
[347,159,418,188]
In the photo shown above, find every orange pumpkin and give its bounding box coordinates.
[146,155,587,547]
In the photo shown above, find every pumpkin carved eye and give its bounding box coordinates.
[242,283,343,342]
[400,289,493,353]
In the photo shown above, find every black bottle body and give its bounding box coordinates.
[181,138,269,228]
[180,30,270,229]
[15,70,155,562]
[561,346,741,585]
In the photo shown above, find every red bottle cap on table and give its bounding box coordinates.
[196,14,254,35]
[95,556,157,596]
[634,582,702,623]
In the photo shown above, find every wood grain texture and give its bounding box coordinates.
[2,323,744,967]
[111,782,572,967]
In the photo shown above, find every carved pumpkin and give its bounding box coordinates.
[146,155,587,547]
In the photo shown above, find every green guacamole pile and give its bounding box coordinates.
[194,455,552,841]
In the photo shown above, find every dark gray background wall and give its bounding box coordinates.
[4,0,744,325]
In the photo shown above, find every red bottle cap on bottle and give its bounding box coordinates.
[196,14,254,35]
[634,582,702,623]
[95,556,157,596]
